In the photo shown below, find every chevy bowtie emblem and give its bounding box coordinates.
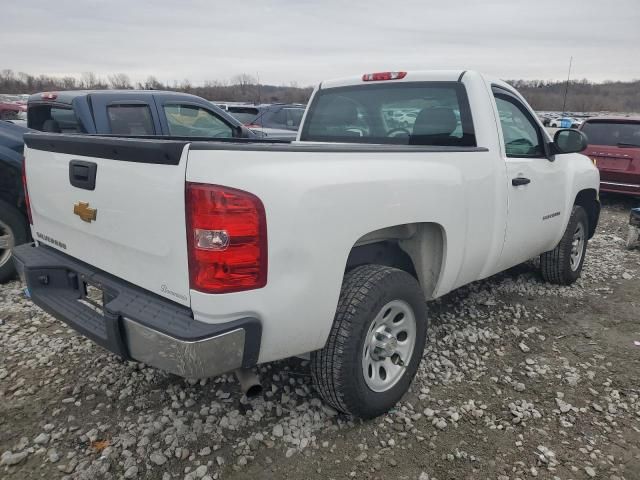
[73,202,97,223]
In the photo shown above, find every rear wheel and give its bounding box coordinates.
[0,199,28,283]
[311,265,428,418]
[540,205,589,285]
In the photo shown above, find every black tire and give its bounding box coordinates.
[0,199,28,283]
[540,205,589,285]
[311,265,428,419]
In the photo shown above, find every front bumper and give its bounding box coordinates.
[12,244,261,378]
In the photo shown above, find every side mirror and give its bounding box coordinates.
[552,129,588,154]
[237,125,256,138]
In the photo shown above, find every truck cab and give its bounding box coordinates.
[27,90,255,139]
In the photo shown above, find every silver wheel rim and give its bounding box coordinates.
[361,299,417,393]
[0,219,15,268]
[570,222,585,271]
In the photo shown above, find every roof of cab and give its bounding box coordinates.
[27,89,207,105]
[319,70,468,90]
[317,70,521,97]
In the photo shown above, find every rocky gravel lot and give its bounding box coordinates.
[1,196,639,480]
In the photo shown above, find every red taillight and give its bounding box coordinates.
[186,183,267,293]
[41,92,57,100]
[362,71,407,82]
[21,157,33,225]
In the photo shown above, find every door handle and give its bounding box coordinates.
[512,177,531,186]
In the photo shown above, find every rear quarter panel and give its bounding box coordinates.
[185,145,505,363]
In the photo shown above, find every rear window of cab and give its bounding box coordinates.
[300,82,476,147]
[27,104,84,133]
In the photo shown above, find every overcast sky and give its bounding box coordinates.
[2,0,639,86]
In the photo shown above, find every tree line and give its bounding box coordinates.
[1,69,638,112]
[0,70,312,104]
[507,79,640,112]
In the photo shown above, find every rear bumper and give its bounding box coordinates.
[600,180,640,196]
[12,243,261,378]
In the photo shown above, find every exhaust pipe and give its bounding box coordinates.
[234,368,263,398]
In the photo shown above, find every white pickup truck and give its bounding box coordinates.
[14,70,599,418]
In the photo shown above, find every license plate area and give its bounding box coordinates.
[78,282,105,315]
[596,157,631,171]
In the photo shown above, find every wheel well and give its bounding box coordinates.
[574,189,599,238]
[346,241,417,278]
[345,223,444,299]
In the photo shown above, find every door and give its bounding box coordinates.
[88,92,162,135]
[494,87,566,271]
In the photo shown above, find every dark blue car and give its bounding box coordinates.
[0,120,30,282]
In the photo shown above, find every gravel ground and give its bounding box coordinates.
[1,196,639,480]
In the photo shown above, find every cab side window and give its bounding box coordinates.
[494,93,544,158]
[107,104,155,135]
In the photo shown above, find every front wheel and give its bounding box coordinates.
[540,205,589,285]
[311,265,428,419]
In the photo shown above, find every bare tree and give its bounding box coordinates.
[179,79,192,93]
[141,75,163,90]
[108,73,132,89]
[80,72,100,89]
[231,73,257,97]
[61,76,78,90]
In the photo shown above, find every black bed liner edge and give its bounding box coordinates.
[24,132,488,163]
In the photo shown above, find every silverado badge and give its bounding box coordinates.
[73,202,97,223]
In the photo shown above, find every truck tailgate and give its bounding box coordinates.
[23,134,191,306]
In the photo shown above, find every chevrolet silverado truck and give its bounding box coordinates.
[13,70,599,418]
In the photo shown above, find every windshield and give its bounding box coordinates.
[582,121,640,147]
[285,108,305,129]
[300,82,476,146]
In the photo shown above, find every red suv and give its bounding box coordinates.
[580,117,640,196]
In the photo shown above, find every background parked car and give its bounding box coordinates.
[538,114,552,126]
[549,116,583,128]
[221,103,305,140]
[0,98,27,122]
[0,120,30,282]
[28,90,255,139]
[580,117,640,196]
